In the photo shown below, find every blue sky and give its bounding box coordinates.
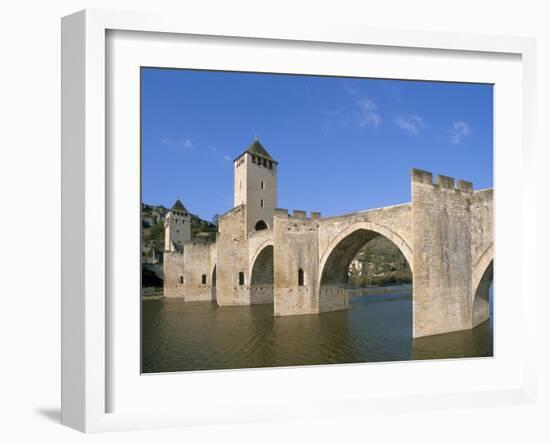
[141,68,493,221]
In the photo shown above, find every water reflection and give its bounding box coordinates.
[142,288,493,373]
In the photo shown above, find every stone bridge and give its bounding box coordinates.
[166,168,493,338]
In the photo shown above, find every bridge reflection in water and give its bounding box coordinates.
[141,286,493,374]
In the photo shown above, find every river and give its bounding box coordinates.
[142,286,493,373]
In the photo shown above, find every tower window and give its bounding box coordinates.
[252,155,256,164]
[255,220,268,231]
[179,276,184,284]
[176,230,180,234]
[298,268,305,286]
[263,158,267,167]
[238,272,245,286]
[202,274,207,284]
[269,161,273,169]
[261,181,264,190]
[260,199,264,208]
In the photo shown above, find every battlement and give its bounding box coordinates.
[411,168,473,193]
[274,208,322,220]
[411,168,433,185]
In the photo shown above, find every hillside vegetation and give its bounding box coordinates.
[141,203,217,262]
[348,236,412,287]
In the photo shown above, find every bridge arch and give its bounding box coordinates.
[249,242,274,304]
[318,221,413,287]
[472,244,493,300]
[472,244,493,327]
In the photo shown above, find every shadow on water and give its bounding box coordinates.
[142,287,493,373]
[412,321,493,360]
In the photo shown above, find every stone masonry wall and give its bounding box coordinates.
[183,241,215,301]
[273,209,321,316]
[412,169,473,338]
[216,205,251,305]
[163,251,185,297]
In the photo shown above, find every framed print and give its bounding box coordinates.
[61,9,538,433]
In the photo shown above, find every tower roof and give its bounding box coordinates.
[171,199,188,213]
[235,138,278,163]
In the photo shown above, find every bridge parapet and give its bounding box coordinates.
[412,168,473,193]
[274,208,322,220]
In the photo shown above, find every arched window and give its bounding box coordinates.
[298,268,305,286]
[202,274,207,284]
[255,220,268,231]
[179,276,184,284]
[238,272,245,286]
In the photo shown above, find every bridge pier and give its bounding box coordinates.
[411,169,475,337]
[273,209,321,316]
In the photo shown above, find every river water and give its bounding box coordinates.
[142,287,493,373]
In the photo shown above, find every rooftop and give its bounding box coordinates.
[171,199,188,213]
[235,138,278,163]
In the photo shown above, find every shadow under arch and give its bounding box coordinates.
[211,264,217,302]
[472,244,493,328]
[472,258,493,328]
[319,222,413,287]
[250,244,274,305]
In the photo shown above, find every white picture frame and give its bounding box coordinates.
[61,9,538,433]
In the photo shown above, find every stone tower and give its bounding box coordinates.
[164,199,191,252]
[233,138,278,234]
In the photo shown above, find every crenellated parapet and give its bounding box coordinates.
[274,208,322,220]
[273,208,321,234]
[411,168,473,193]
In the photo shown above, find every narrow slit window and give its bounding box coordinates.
[298,268,305,286]
[179,276,184,284]
[202,274,207,284]
[238,272,245,286]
